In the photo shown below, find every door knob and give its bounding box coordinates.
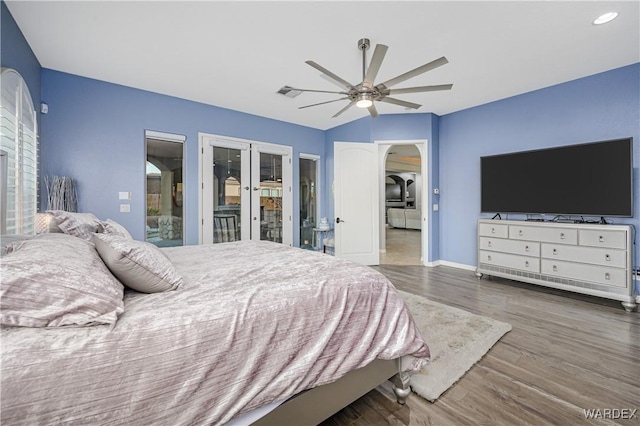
[336,217,344,223]
[243,186,250,190]
[253,187,259,191]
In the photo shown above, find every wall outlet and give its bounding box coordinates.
[120,204,130,213]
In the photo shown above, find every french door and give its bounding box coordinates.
[199,134,292,245]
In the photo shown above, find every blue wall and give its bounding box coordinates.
[40,70,325,245]
[1,1,41,132]
[439,63,640,268]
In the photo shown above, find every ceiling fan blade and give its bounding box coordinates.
[332,101,356,118]
[306,60,357,90]
[363,44,388,89]
[319,73,352,90]
[379,97,422,110]
[368,103,379,118]
[289,87,349,95]
[299,97,350,110]
[379,56,449,89]
[388,84,453,95]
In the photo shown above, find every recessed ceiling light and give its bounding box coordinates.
[593,12,618,25]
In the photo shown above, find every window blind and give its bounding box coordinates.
[1,68,38,235]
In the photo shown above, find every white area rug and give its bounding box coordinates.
[400,290,512,402]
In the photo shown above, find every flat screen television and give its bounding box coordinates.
[385,183,402,201]
[480,138,633,217]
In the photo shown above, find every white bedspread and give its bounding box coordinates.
[1,241,429,425]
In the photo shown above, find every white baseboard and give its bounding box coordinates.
[434,260,477,272]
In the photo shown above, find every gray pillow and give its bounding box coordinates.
[1,233,125,327]
[47,210,102,240]
[93,233,182,293]
[101,219,133,239]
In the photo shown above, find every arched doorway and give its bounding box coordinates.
[381,145,422,265]
[376,139,429,266]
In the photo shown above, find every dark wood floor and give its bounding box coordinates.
[321,265,640,426]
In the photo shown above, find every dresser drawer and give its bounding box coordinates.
[541,244,626,268]
[509,225,577,245]
[579,229,627,249]
[478,222,508,238]
[480,237,540,257]
[541,260,628,288]
[479,250,540,273]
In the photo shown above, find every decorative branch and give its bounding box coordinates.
[45,175,77,212]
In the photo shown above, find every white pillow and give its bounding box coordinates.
[35,212,62,234]
[93,233,182,293]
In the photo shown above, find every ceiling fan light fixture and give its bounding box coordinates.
[356,93,373,108]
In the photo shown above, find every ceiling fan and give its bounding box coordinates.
[286,38,453,118]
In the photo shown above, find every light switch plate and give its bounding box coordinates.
[118,192,131,200]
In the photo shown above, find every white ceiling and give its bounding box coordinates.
[6,1,639,131]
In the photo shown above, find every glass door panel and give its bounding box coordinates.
[212,147,243,243]
[253,152,283,243]
[299,156,318,249]
[145,136,184,247]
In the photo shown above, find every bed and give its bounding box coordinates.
[1,213,430,425]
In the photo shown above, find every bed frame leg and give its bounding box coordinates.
[389,372,411,405]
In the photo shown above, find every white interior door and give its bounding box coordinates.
[334,141,380,265]
[200,134,292,245]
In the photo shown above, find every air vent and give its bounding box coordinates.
[277,86,302,98]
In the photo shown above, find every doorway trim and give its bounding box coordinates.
[375,139,429,266]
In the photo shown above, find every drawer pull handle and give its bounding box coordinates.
[552,265,558,272]
[605,254,611,261]
[599,235,604,243]
[560,233,565,239]
[525,245,529,252]
[488,241,492,247]
[487,255,492,261]
[518,230,523,236]
[605,272,610,280]
[525,261,530,267]
[553,248,557,255]
[491,227,495,234]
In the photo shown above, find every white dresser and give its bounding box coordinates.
[476,219,636,311]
